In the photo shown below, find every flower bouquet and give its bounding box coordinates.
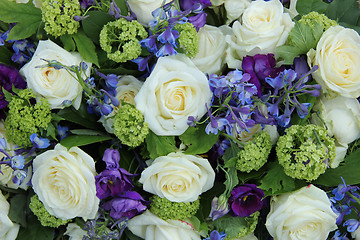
[0,0,360,239]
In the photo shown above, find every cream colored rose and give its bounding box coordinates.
[0,121,31,190]
[128,210,201,240]
[135,54,212,136]
[139,152,215,202]
[307,25,360,98]
[352,227,360,240]
[266,185,337,240]
[0,190,19,240]
[32,144,99,220]
[192,25,227,75]
[20,39,91,110]
[224,0,251,24]
[127,0,171,25]
[99,75,143,133]
[225,0,294,69]
[64,223,87,240]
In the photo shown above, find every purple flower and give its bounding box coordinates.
[102,148,120,170]
[242,54,283,97]
[95,168,136,199]
[229,184,264,217]
[188,12,207,31]
[179,0,211,11]
[0,64,27,110]
[102,191,149,220]
[208,196,230,220]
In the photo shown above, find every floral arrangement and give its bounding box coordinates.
[0,0,360,239]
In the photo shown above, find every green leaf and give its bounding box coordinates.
[60,134,112,149]
[277,45,303,65]
[17,214,54,240]
[57,105,101,130]
[114,0,129,16]
[259,162,305,196]
[212,215,255,238]
[60,34,76,52]
[9,194,27,227]
[2,87,13,103]
[314,149,360,186]
[45,123,57,140]
[223,167,239,194]
[0,46,13,65]
[326,0,360,25]
[145,131,177,159]
[223,142,241,168]
[72,30,99,67]
[0,1,41,40]
[70,129,106,136]
[296,0,328,16]
[82,11,113,44]
[179,124,219,155]
[289,21,322,52]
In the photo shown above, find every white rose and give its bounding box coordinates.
[99,75,143,133]
[235,233,258,240]
[352,227,360,240]
[65,223,87,240]
[20,39,91,110]
[9,0,42,7]
[266,185,337,240]
[32,144,99,220]
[128,210,201,240]
[225,0,294,69]
[192,25,227,75]
[0,121,31,190]
[135,54,212,136]
[0,191,19,240]
[224,0,251,24]
[307,25,360,98]
[127,0,170,25]
[139,152,215,202]
[312,95,360,146]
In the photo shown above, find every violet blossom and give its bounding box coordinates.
[228,184,264,217]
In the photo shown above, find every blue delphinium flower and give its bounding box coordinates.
[204,230,227,240]
[30,133,50,149]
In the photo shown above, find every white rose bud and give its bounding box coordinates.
[266,185,337,240]
[32,144,99,220]
[20,39,91,110]
[127,0,171,25]
[307,25,360,98]
[0,190,20,240]
[140,152,215,202]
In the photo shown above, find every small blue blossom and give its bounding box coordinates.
[11,155,25,169]
[344,219,360,232]
[12,169,27,185]
[30,133,50,149]
[57,125,69,140]
[205,230,227,240]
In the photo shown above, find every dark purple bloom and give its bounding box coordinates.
[0,64,27,110]
[102,148,120,170]
[95,168,136,199]
[179,0,211,11]
[188,12,207,31]
[229,184,264,217]
[102,191,149,220]
[79,0,96,10]
[242,54,283,97]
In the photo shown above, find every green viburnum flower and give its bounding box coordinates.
[235,131,272,173]
[174,22,199,58]
[5,89,52,148]
[113,103,149,147]
[29,194,70,228]
[224,212,259,240]
[276,124,336,181]
[41,0,81,38]
[298,11,337,31]
[99,19,148,63]
[150,195,200,221]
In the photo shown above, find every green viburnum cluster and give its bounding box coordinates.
[225,212,259,240]
[235,131,272,173]
[174,22,199,58]
[113,104,149,147]
[41,0,81,37]
[298,11,337,31]
[29,194,70,228]
[99,19,148,63]
[276,124,336,181]
[150,196,200,221]
[5,89,52,148]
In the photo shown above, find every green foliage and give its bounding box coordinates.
[296,0,328,16]
[326,0,360,26]
[0,47,13,65]
[315,148,360,186]
[82,11,113,44]
[9,193,28,227]
[57,103,101,130]
[145,131,178,159]
[29,194,70,228]
[113,104,149,147]
[60,134,112,149]
[0,1,42,40]
[174,22,199,58]
[99,19,147,63]
[5,89,52,147]
[72,30,100,67]
[179,124,219,155]
[223,142,241,168]
[17,213,54,240]
[223,167,239,197]
[150,196,200,221]
[213,212,259,239]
